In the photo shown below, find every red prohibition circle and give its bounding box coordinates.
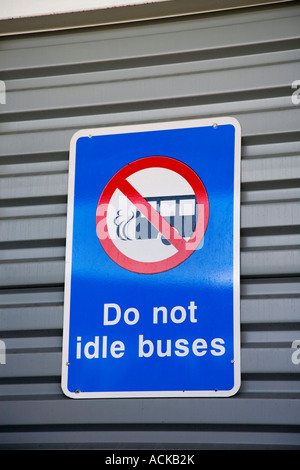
[96,156,209,274]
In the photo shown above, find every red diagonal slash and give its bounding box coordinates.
[96,156,209,274]
[118,179,188,252]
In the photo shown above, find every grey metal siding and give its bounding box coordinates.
[0,3,300,449]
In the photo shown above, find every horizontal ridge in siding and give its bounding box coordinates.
[0,3,300,450]
[0,5,299,75]
[1,37,300,81]
[0,419,300,449]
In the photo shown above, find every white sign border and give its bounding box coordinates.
[61,117,241,399]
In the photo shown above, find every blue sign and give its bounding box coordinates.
[62,118,241,398]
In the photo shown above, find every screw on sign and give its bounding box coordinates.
[96,156,209,274]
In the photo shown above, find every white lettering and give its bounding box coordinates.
[153,306,167,324]
[76,336,126,359]
[102,335,107,358]
[124,307,139,325]
[104,303,121,325]
[105,454,139,467]
[84,336,99,359]
[174,339,189,357]
[153,301,198,324]
[211,338,226,356]
[188,301,197,322]
[110,340,125,358]
[138,336,225,358]
[138,335,154,357]
[192,338,207,356]
[147,454,195,465]
[170,305,186,323]
[157,339,171,357]
[104,303,140,325]
[76,336,81,359]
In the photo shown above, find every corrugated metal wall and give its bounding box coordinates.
[0,2,300,449]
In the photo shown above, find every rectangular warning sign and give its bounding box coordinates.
[61,117,241,398]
